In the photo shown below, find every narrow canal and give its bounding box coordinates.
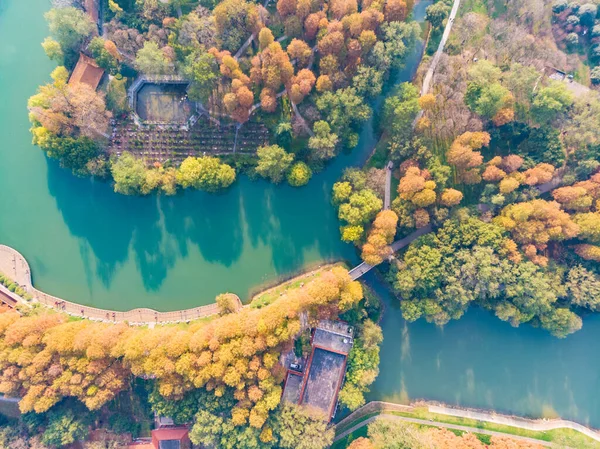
[0,0,598,429]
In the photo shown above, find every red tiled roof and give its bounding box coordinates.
[152,427,189,442]
[69,53,104,90]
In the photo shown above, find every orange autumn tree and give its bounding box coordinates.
[289,68,316,104]
[0,267,362,429]
[425,428,544,448]
[553,174,600,246]
[347,437,375,449]
[392,165,438,229]
[446,131,490,184]
[250,37,294,112]
[494,199,580,265]
[361,210,399,264]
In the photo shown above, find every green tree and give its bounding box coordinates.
[352,66,383,99]
[106,76,128,115]
[41,410,88,448]
[287,162,312,187]
[111,152,147,195]
[41,37,64,64]
[316,88,371,148]
[381,21,421,69]
[425,2,450,28]
[43,135,99,176]
[531,82,574,124]
[517,127,565,166]
[338,190,383,226]
[176,156,236,192]
[383,82,420,140]
[134,41,173,75]
[255,145,294,183]
[465,82,512,119]
[270,404,334,449]
[540,308,583,338]
[181,50,219,103]
[189,410,225,447]
[566,265,600,311]
[309,121,339,160]
[44,7,95,60]
[88,37,118,72]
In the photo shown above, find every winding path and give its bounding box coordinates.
[421,0,462,97]
[384,161,393,210]
[334,414,557,447]
[0,245,241,325]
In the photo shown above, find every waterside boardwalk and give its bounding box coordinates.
[0,245,240,325]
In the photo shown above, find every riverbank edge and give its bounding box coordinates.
[0,243,235,325]
[0,244,356,325]
[333,401,600,447]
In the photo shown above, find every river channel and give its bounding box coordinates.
[1,0,598,430]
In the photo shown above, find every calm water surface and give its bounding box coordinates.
[1,0,598,428]
[363,274,600,428]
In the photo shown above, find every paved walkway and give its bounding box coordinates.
[431,405,600,443]
[421,0,462,96]
[334,401,600,447]
[334,414,556,447]
[384,161,393,210]
[0,245,241,325]
[349,224,432,280]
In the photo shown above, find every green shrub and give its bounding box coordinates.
[287,161,312,187]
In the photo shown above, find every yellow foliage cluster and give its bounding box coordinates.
[483,155,555,193]
[361,210,399,265]
[0,268,362,427]
[446,132,490,184]
[495,199,580,265]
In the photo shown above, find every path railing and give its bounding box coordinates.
[334,401,600,444]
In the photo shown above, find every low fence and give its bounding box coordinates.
[0,244,241,325]
[334,401,600,444]
[430,405,600,443]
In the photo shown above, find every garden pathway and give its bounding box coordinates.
[0,245,241,325]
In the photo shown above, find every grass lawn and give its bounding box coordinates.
[249,263,342,308]
[366,138,389,169]
[333,407,600,449]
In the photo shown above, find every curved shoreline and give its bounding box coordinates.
[334,401,600,445]
[0,244,241,325]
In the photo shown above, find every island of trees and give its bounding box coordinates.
[29,0,421,195]
[0,266,377,448]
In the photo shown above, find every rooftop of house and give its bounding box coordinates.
[282,371,303,404]
[312,319,354,355]
[280,320,354,420]
[69,53,104,90]
[300,347,347,418]
[151,426,189,449]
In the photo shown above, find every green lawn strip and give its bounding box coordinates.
[331,425,368,449]
[335,412,381,435]
[384,409,600,449]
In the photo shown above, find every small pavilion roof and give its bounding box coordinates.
[69,53,105,90]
